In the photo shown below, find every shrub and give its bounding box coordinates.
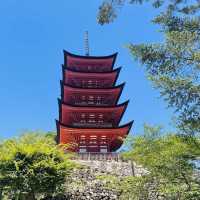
[0,132,76,200]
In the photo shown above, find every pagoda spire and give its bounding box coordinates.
[84,31,90,56]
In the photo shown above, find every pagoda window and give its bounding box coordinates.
[88,96,94,104]
[80,135,86,139]
[97,96,103,105]
[94,80,99,88]
[87,66,92,70]
[101,142,107,145]
[90,140,97,144]
[80,113,86,121]
[90,135,97,139]
[80,114,86,124]
[80,135,86,145]
[81,96,86,101]
[87,80,93,88]
[88,113,96,123]
[88,119,95,123]
[80,140,86,144]
[98,114,104,119]
[100,136,107,145]
[98,120,104,124]
[89,135,97,144]
[100,146,108,153]
[81,113,86,118]
[81,80,87,87]
[89,113,95,119]
[79,146,87,153]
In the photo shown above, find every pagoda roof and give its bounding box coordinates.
[63,50,117,72]
[58,99,129,127]
[63,67,121,88]
[56,120,133,151]
[60,82,125,106]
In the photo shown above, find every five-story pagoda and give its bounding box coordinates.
[56,50,133,153]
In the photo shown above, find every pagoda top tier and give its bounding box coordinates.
[63,50,117,72]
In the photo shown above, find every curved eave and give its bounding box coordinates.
[63,50,118,70]
[57,119,133,131]
[64,50,118,59]
[111,141,123,152]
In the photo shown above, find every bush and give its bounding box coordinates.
[0,132,76,200]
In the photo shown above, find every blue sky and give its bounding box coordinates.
[0,0,174,139]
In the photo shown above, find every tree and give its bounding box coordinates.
[113,125,200,200]
[0,132,76,200]
[98,0,200,25]
[97,0,200,135]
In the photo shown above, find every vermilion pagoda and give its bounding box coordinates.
[56,50,133,153]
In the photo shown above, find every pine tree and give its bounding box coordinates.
[98,0,200,135]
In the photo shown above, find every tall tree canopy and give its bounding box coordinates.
[0,132,76,200]
[103,125,200,200]
[97,0,200,135]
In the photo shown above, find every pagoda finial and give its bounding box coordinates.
[84,31,90,56]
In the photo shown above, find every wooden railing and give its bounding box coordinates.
[75,152,121,161]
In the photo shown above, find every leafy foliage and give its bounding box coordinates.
[121,124,200,200]
[98,0,200,135]
[0,132,76,200]
[129,27,200,134]
[101,125,200,200]
[97,0,125,25]
[98,174,153,200]
[97,0,200,25]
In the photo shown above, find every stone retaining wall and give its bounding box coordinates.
[76,159,148,177]
[65,160,148,200]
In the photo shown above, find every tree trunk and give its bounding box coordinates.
[29,192,36,200]
[181,172,191,191]
[130,160,135,176]
[0,188,3,200]
[19,192,36,200]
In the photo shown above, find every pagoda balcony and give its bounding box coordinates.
[73,102,111,106]
[75,152,120,161]
[72,122,113,128]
